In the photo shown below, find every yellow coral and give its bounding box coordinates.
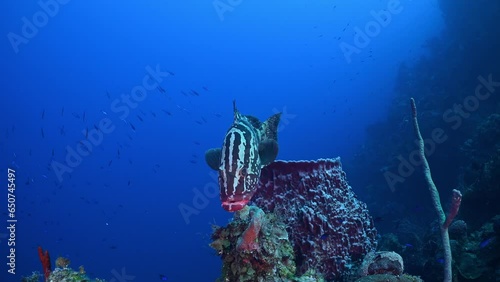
[55,257,71,268]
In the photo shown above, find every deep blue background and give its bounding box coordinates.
[1,1,442,281]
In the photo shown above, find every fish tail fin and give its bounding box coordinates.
[258,113,281,166]
[262,112,281,141]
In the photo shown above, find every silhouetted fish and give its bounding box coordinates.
[157,86,166,93]
[480,237,495,248]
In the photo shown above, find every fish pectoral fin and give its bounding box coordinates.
[258,139,279,166]
[205,148,222,170]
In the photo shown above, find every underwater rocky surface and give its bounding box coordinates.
[22,249,105,282]
[210,159,424,281]
[252,158,377,280]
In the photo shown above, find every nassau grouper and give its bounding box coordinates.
[205,101,281,212]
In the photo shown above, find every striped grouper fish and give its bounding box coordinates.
[205,101,281,212]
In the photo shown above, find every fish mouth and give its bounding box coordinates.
[221,200,249,212]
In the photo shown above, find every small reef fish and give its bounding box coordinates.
[205,100,281,212]
[479,237,495,248]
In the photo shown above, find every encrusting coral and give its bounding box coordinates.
[210,205,325,282]
[26,246,105,282]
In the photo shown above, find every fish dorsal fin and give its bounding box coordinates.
[233,100,242,121]
[205,148,222,171]
[261,112,281,142]
[245,115,262,129]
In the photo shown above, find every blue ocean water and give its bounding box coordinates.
[2,1,499,282]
